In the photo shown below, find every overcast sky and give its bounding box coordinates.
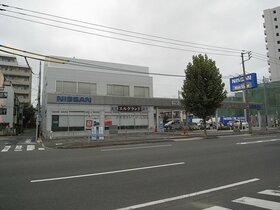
[1,0,279,105]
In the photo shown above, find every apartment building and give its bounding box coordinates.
[263,6,280,81]
[0,54,32,106]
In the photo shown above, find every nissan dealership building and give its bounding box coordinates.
[41,57,181,139]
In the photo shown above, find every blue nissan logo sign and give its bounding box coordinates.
[57,96,92,103]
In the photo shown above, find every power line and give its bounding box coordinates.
[0,45,184,77]
[0,13,241,58]
[252,56,280,66]
[252,51,279,63]
[0,3,243,53]
[1,8,243,55]
[0,44,233,79]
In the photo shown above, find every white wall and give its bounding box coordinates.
[43,58,153,97]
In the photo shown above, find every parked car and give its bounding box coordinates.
[228,120,248,129]
[164,120,183,130]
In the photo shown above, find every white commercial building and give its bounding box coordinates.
[42,57,181,139]
[263,6,280,81]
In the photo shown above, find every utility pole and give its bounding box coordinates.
[263,76,269,128]
[36,61,41,141]
[241,51,252,134]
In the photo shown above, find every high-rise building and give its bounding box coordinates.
[263,6,280,81]
[0,54,32,106]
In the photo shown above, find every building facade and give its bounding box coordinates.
[0,54,32,106]
[41,57,161,139]
[0,72,23,135]
[263,6,280,81]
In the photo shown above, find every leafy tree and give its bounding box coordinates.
[181,54,227,135]
[23,105,36,128]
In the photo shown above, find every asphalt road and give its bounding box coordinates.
[0,132,279,210]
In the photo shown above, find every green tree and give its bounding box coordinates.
[181,54,227,135]
[23,105,36,128]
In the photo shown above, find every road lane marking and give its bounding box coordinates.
[14,145,22,151]
[116,178,260,210]
[38,147,45,151]
[218,134,251,138]
[258,189,280,197]
[237,138,280,145]
[233,196,280,209]
[203,206,232,210]
[243,135,276,140]
[101,144,172,152]
[1,145,11,152]
[173,137,203,142]
[27,145,35,151]
[30,162,185,183]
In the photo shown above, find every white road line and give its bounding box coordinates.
[244,135,276,140]
[233,196,280,209]
[1,145,11,152]
[173,137,203,142]
[237,138,280,145]
[218,134,251,138]
[203,206,232,210]
[101,144,172,152]
[116,178,260,210]
[27,145,35,151]
[258,189,280,197]
[38,147,45,151]
[30,162,185,183]
[14,145,22,151]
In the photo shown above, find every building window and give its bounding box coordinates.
[56,81,77,94]
[56,81,63,93]
[275,18,278,21]
[276,25,279,29]
[51,114,85,131]
[277,33,280,36]
[273,10,276,14]
[78,82,96,95]
[278,49,280,52]
[63,81,76,94]
[0,108,7,115]
[107,84,129,96]
[134,86,149,98]
[278,41,280,44]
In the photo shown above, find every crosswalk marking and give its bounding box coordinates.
[27,145,35,151]
[203,206,232,210]
[232,196,280,209]
[1,145,45,152]
[259,189,280,197]
[1,145,11,152]
[14,145,22,151]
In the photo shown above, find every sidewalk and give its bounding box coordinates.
[42,127,280,149]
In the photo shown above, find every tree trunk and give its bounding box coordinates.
[203,118,207,136]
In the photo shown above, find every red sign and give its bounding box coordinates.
[105,118,112,127]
